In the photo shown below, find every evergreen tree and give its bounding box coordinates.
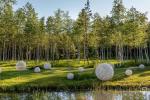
[111,0,126,62]
[24,2,39,60]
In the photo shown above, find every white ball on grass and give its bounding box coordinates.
[78,67,85,72]
[44,63,52,70]
[67,73,74,80]
[0,68,2,73]
[34,67,41,73]
[139,64,145,69]
[16,61,26,71]
[125,69,132,76]
[95,63,114,81]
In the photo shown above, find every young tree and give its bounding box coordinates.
[90,13,102,59]
[15,8,26,60]
[46,16,55,61]
[111,0,126,64]
[125,7,148,62]
[0,2,16,60]
[72,9,87,61]
[23,2,39,60]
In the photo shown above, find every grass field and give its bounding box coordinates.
[0,60,150,92]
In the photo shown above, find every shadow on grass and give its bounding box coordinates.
[138,68,150,77]
[1,64,16,67]
[104,68,150,82]
[1,67,150,92]
[0,70,33,80]
[0,69,56,81]
[8,75,97,92]
[139,72,150,77]
[0,62,8,66]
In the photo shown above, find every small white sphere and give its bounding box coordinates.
[0,68,2,73]
[139,64,145,69]
[34,67,41,73]
[44,63,52,70]
[95,63,114,81]
[78,67,85,72]
[125,69,133,76]
[67,73,74,80]
[16,61,26,71]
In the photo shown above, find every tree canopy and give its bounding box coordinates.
[0,0,149,63]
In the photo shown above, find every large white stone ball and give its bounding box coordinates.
[139,64,145,69]
[95,63,114,81]
[78,67,85,72]
[44,63,52,70]
[125,69,132,76]
[34,67,41,73]
[67,73,74,80]
[0,68,2,73]
[16,61,26,71]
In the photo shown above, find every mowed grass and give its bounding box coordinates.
[0,60,150,92]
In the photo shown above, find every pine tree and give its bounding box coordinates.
[111,0,126,64]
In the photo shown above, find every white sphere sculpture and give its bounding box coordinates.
[67,73,74,80]
[125,69,132,76]
[0,68,2,73]
[95,63,114,81]
[16,61,26,71]
[78,67,85,72]
[34,67,41,73]
[44,63,52,70]
[139,64,145,69]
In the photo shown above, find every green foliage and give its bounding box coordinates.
[0,0,149,62]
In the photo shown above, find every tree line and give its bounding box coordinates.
[0,0,150,63]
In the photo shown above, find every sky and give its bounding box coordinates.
[13,0,150,20]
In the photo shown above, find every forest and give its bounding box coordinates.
[0,0,150,63]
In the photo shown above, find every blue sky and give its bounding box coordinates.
[13,0,150,20]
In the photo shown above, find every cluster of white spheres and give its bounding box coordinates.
[67,73,74,80]
[44,63,52,70]
[16,61,26,71]
[0,67,2,73]
[78,67,85,72]
[125,69,132,76]
[95,63,114,81]
[139,64,145,69]
[34,67,41,73]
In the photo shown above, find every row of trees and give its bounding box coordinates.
[0,0,150,63]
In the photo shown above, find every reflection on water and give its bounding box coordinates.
[0,91,149,100]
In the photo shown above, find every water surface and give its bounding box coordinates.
[0,91,150,100]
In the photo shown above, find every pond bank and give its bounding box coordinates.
[0,83,150,92]
[0,90,150,100]
[0,60,150,92]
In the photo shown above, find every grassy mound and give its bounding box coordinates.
[0,60,149,92]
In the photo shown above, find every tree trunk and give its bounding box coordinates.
[3,41,6,61]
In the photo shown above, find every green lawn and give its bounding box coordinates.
[0,60,150,92]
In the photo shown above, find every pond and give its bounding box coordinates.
[0,90,150,100]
